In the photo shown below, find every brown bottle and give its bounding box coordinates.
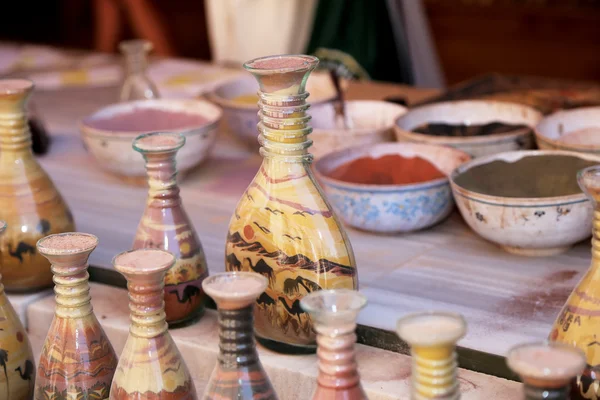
[0,79,75,292]
[132,132,209,326]
[35,232,118,399]
[0,221,36,399]
[202,271,278,400]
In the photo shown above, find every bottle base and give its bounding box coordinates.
[167,305,205,329]
[256,334,316,355]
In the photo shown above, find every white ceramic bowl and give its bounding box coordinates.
[207,73,336,147]
[394,100,543,158]
[314,142,471,233]
[80,99,221,183]
[535,107,600,154]
[450,150,599,256]
[310,100,406,159]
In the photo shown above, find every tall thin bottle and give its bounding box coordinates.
[550,165,600,400]
[132,132,209,326]
[202,272,278,400]
[396,311,466,400]
[0,79,75,292]
[119,39,159,102]
[300,289,367,400]
[507,341,586,400]
[225,54,357,353]
[35,232,118,399]
[111,248,197,399]
[0,221,36,399]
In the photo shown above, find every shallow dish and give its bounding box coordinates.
[535,107,600,154]
[314,142,470,233]
[207,73,335,147]
[394,100,542,158]
[80,98,221,184]
[450,150,600,256]
[310,100,406,159]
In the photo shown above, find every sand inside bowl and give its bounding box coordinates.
[557,127,600,145]
[87,108,208,132]
[327,154,446,185]
[413,122,531,137]
[454,155,596,198]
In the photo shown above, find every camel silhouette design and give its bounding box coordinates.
[15,359,33,381]
[0,349,8,398]
[278,297,304,318]
[169,285,200,304]
[8,242,35,264]
[226,254,242,271]
[256,292,275,307]
[246,258,274,285]
[282,276,321,296]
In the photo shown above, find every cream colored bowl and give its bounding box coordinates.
[207,73,336,147]
[80,99,221,184]
[394,100,542,158]
[535,107,600,154]
[310,100,406,159]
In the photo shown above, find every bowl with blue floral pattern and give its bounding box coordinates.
[314,142,471,233]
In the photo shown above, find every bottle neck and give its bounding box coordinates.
[410,346,460,400]
[523,384,569,400]
[127,275,168,338]
[314,321,361,391]
[0,106,34,157]
[124,51,149,77]
[143,152,181,208]
[591,208,600,268]
[257,91,313,164]
[217,305,259,369]
[52,261,93,319]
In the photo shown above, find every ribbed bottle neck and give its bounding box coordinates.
[217,305,259,368]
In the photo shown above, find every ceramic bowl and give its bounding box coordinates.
[450,150,600,256]
[394,100,543,158]
[80,98,221,183]
[310,100,406,159]
[314,142,471,233]
[535,107,600,153]
[207,73,336,147]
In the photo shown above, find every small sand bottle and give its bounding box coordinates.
[202,271,278,400]
[111,248,197,399]
[225,54,357,353]
[119,39,159,102]
[550,166,600,399]
[300,289,368,400]
[396,311,467,400]
[132,131,209,326]
[507,342,586,400]
[0,220,36,400]
[35,232,118,399]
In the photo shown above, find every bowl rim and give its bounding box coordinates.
[206,73,336,110]
[310,100,408,136]
[449,149,600,206]
[79,98,222,139]
[394,100,543,145]
[534,106,600,153]
[313,142,470,192]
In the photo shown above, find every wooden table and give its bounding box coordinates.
[20,58,588,381]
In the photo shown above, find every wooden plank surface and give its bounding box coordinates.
[28,71,590,361]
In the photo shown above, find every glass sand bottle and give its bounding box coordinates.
[132,132,209,326]
[202,272,278,400]
[507,341,586,400]
[396,311,466,400]
[224,54,357,353]
[300,289,368,400]
[119,39,159,102]
[550,166,600,400]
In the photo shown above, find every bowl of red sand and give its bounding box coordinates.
[535,107,600,154]
[80,98,221,183]
[314,142,470,233]
[310,100,406,159]
[206,73,336,147]
[394,100,542,158]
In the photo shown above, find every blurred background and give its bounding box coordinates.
[1,0,599,88]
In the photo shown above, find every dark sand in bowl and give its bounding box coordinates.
[454,155,596,198]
